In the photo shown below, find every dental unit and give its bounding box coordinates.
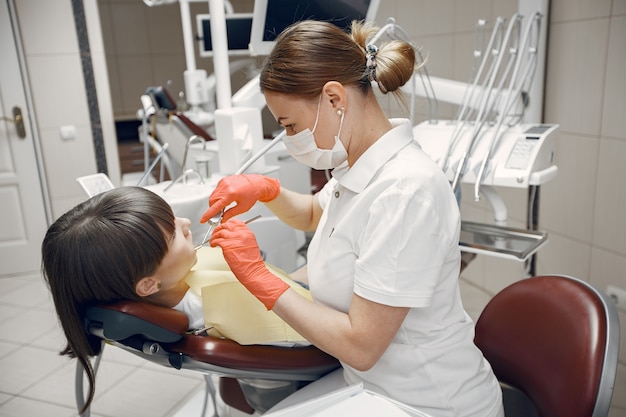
[369,12,557,264]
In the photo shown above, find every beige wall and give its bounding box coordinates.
[14,0,119,218]
[543,2,626,414]
[98,0,257,119]
[12,0,626,415]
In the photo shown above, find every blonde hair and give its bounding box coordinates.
[260,20,416,100]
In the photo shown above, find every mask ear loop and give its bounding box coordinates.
[311,94,323,133]
[323,107,347,181]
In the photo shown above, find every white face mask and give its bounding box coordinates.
[282,97,348,170]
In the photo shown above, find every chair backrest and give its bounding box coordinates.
[474,275,620,417]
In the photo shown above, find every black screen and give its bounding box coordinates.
[262,0,371,41]
[201,16,253,52]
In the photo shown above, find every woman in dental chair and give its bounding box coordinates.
[41,186,309,414]
[200,20,504,417]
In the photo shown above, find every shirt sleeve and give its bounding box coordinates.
[172,289,205,329]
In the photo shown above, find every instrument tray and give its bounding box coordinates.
[460,221,548,261]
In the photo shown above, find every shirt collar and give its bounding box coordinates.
[332,118,414,193]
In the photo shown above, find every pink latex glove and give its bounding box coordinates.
[210,219,290,310]
[200,174,280,223]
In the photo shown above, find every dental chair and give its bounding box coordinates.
[474,274,620,417]
[80,301,340,416]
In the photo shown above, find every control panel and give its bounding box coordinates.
[413,121,558,188]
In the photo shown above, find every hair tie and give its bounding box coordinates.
[366,44,378,82]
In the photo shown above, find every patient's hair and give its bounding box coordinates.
[42,186,175,414]
[260,20,416,99]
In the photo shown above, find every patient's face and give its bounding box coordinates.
[152,217,197,291]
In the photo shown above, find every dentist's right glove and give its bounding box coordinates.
[200,174,280,223]
[210,219,290,310]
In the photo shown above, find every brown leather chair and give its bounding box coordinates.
[80,301,340,416]
[474,275,620,417]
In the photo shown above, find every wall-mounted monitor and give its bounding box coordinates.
[249,0,380,56]
[196,13,254,57]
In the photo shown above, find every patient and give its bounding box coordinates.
[42,186,307,414]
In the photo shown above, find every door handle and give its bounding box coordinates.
[1,106,26,139]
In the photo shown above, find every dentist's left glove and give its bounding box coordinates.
[210,219,290,310]
[200,174,280,223]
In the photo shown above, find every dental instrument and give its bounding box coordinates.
[193,129,288,252]
[195,210,223,251]
[194,213,261,251]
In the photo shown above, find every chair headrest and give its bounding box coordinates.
[85,301,188,343]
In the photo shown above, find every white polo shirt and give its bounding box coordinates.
[307,119,503,417]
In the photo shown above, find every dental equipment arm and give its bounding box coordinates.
[450,16,514,193]
[136,143,169,186]
[210,219,290,310]
[473,12,542,201]
[440,17,506,175]
[180,134,206,179]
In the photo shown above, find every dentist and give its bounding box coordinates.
[202,20,503,417]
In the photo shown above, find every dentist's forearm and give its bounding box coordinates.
[264,188,322,232]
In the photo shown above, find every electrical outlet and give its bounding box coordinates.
[606,285,626,309]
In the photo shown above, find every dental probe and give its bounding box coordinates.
[194,214,262,251]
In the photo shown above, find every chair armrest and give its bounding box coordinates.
[175,335,340,374]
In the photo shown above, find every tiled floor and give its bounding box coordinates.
[0,273,207,417]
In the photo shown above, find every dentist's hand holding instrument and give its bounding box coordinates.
[199,174,280,223]
[198,172,285,309]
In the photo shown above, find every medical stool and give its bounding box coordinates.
[474,275,620,417]
[80,301,340,415]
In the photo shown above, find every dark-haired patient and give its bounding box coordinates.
[42,186,306,414]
